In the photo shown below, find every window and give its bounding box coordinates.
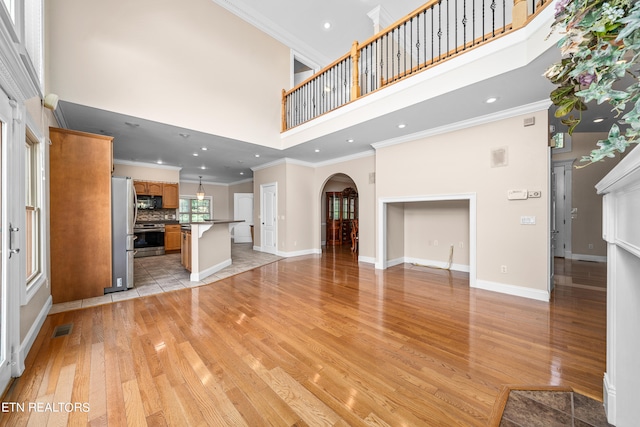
[25,130,42,283]
[179,197,212,223]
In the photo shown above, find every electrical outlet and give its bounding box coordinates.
[117,278,123,287]
[500,265,508,274]
[588,243,593,249]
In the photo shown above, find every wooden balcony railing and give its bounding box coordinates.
[282,0,552,131]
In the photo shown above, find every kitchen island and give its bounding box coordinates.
[181,220,244,281]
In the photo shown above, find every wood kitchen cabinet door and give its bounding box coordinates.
[133,180,147,195]
[49,127,113,303]
[147,182,163,196]
[165,224,181,251]
[163,183,179,208]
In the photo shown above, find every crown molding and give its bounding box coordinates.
[113,159,183,171]
[371,100,552,150]
[314,150,375,168]
[210,0,331,66]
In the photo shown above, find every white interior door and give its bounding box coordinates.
[261,183,277,255]
[233,193,253,243]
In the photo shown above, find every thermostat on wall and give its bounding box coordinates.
[507,189,528,200]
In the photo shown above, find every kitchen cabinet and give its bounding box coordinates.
[134,180,163,196]
[163,183,179,208]
[181,230,191,271]
[165,224,181,252]
[50,127,113,303]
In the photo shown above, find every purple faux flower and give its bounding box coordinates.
[579,73,597,86]
[555,0,570,17]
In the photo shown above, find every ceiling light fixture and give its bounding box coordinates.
[240,172,244,175]
[255,154,260,158]
[200,166,206,170]
[201,147,208,151]
[193,153,199,157]
[347,138,354,143]
[323,21,332,30]
[196,176,205,201]
[157,160,163,165]
[315,149,320,153]
[397,123,406,129]
[593,117,605,123]
[485,97,498,104]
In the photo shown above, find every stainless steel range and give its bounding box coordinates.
[133,223,165,257]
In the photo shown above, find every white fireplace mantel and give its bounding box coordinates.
[596,144,640,426]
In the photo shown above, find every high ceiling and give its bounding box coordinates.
[55,1,614,184]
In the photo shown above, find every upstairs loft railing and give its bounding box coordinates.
[282,0,552,131]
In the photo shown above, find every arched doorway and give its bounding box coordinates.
[320,174,358,253]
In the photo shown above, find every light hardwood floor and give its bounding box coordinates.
[0,249,606,426]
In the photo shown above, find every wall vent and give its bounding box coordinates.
[52,323,73,338]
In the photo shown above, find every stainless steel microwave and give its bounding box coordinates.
[137,195,162,210]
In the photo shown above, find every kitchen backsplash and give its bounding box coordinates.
[136,209,177,222]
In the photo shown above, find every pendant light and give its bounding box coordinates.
[196,176,205,201]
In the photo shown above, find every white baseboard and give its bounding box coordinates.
[16,295,52,376]
[474,279,550,302]
[405,257,470,273]
[572,253,607,263]
[387,257,405,268]
[603,373,616,425]
[190,258,232,281]
[358,256,375,264]
[277,248,322,258]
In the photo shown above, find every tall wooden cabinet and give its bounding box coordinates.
[326,187,358,246]
[49,128,114,303]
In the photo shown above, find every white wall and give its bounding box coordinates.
[46,0,290,149]
[376,109,550,298]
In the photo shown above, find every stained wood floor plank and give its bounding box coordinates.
[1,250,607,426]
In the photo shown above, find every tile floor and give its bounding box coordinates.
[49,243,283,314]
[499,389,612,426]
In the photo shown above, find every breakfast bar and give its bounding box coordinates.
[181,219,244,281]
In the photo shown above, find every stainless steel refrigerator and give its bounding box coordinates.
[108,176,137,292]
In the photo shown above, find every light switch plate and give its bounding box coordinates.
[508,189,528,200]
[521,216,536,225]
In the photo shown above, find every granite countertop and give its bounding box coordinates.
[135,220,180,225]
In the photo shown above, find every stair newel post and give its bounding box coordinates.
[512,0,528,29]
[350,41,361,101]
[281,89,287,132]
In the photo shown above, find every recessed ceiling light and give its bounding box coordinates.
[201,147,208,151]
[593,117,605,123]
[200,166,206,170]
[397,123,406,129]
[193,153,199,157]
[179,133,190,138]
[240,172,244,175]
[255,154,260,158]
[347,138,354,143]
[485,97,498,104]
[315,149,320,153]
[323,21,331,30]
[157,160,163,165]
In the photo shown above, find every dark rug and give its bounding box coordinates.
[490,386,613,426]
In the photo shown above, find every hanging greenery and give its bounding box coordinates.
[545,0,640,163]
